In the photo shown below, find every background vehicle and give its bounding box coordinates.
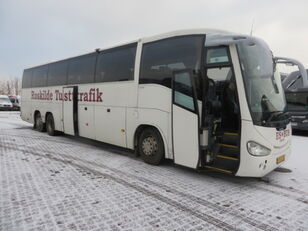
[21,29,291,177]
[8,95,21,110]
[276,57,308,130]
[0,95,13,110]
[285,87,308,130]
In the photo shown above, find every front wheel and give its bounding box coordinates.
[138,128,165,165]
[46,114,56,136]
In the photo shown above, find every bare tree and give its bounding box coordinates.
[14,77,19,95]
[6,80,11,95]
[0,81,6,94]
[0,77,21,95]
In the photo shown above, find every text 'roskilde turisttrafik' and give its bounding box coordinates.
[31,88,103,102]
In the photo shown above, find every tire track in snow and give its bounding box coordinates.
[2,133,308,198]
[2,133,308,199]
[1,138,282,231]
[0,142,239,231]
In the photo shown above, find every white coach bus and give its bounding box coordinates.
[21,29,291,177]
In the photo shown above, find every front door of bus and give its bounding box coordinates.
[62,86,78,136]
[172,70,200,168]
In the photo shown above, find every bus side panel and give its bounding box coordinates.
[128,84,172,159]
[20,88,33,124]
[24,86,63,132]
[95,106,126,147]
[94,82,137,148]
[22,86,64,132]
[126,107,170,159]
[138,84,171,112]
[78,84,96,139]
[78,104,95,139]
[32,100,49,123]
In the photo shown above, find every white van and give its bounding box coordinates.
[0,95,13,110]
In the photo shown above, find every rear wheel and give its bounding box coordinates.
[46,114,56,136]
[138,128,164,165]
[34,112,45,132]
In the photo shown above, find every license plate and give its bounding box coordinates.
[291,122,298,126]
[276,155,285,164]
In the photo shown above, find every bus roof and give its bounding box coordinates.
[24,28,236,70]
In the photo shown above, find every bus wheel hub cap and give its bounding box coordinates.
[142,137,158,156]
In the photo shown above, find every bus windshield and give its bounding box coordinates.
[237,39,287,125]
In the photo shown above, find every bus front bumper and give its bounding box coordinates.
[235,144,291,177]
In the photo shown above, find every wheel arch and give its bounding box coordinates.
[33,110,41,128]
[133,124,168,158]
[34,110,41,118]
[45,111,53,122]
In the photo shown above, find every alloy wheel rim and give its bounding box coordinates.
[142,136,158,156]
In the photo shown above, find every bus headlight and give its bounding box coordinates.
[247,141,271,156]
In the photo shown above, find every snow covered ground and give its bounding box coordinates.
[0,111,307,231]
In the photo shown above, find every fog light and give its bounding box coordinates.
[247,141,271,156]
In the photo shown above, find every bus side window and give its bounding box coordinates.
[48,61,68,86]
[32,65,48,88]
[95,43,137,83]
[140,35,204,88]
[205,47,232,82]
[206,47,229,64]
[22,69,33,88]
[67,53,96,85]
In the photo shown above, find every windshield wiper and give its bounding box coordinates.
[265,111,290,125]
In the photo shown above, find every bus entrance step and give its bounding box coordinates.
[222,132,239,145]
[215,156,239,171]
[218,143,239,158]
[205,155,239,174]
[204,166,233,174]
[216,154,239,161]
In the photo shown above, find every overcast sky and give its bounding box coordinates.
[0,0,307,79]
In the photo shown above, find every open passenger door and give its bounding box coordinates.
[62,86,78,136]
[172,70,200,168]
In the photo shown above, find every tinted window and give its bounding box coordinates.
[140,35,204,88]
[206,47,229,64]
[68,53,96,84]
[288,77,303,90]
[282,71,300,89]
[173,71,195,111]
[96,44,137,82]
[32,65,48,87]
[48,61,68,86]
[286,92,308,111]
[22,69,33,88]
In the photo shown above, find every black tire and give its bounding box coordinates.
[34,112,45,132]
[138,128,164,165]
[46,114,56,136]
